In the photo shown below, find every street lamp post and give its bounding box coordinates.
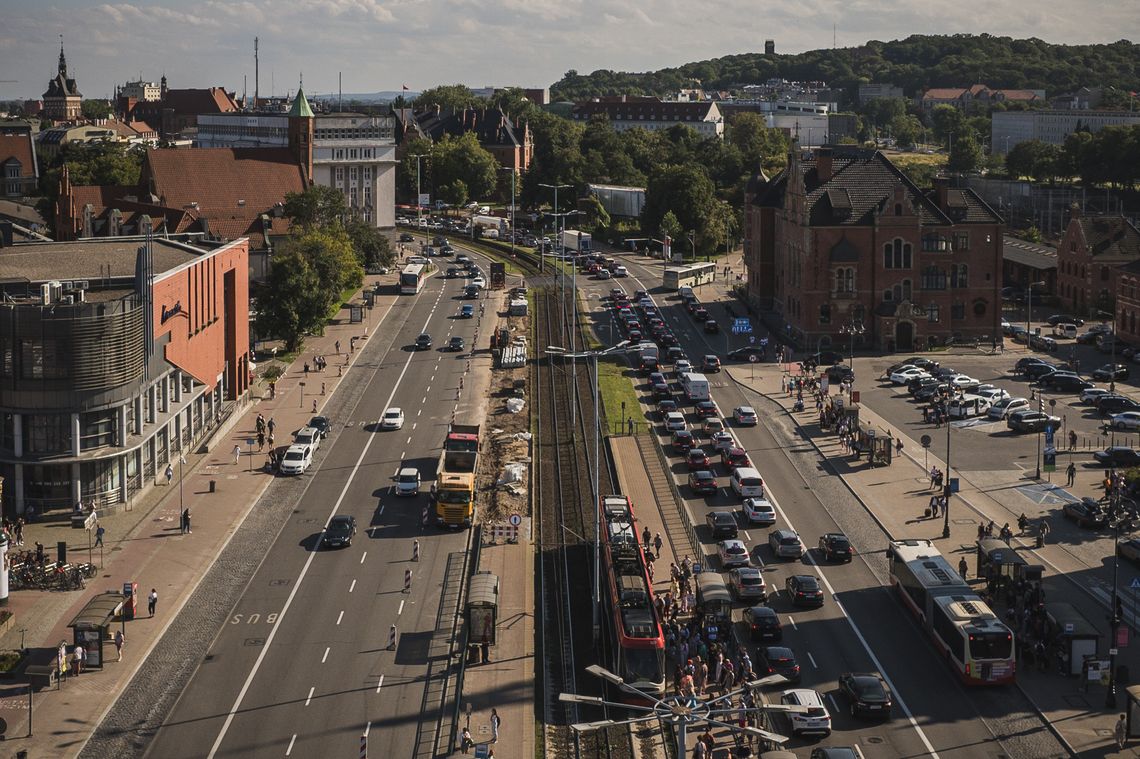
[500,168,517,258]
[840,322,865,382]
[410,153,428,229]
[1025,280,1045,345]
[547,340,629,644]
[1108,508,1123,708]
[539,182,571,276]
[943,407,953,538]
[1097,310,1117,392]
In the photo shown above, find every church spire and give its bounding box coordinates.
[58,34,68,77]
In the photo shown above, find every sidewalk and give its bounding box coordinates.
[727,361,1140,758]
[0,274,401,756]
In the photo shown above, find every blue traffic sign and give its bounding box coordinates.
[732,318,753,334]
[1131,577,1140,591]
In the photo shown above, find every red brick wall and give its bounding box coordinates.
[1118,272,1140,344]
[152,238,249,398]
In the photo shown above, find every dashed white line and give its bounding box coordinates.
[348,579,357,593]
[360,552,367,564]
[418,409,423,417]
[364,720,372,736]
[421,396,427,404]
[336,610,344,625]
[375,675,384,694]
[787,616,797,630]
[406,436,412,444]
[398,599,405,615]
[807,652,818,669]
[743,530,752,541]
[286,734,297,756]
[305,686,315,706]
[321,647,330,663]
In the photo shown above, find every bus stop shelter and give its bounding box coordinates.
[67,591,125,670]
[1045,601,1101,676]
[467,571,499,647]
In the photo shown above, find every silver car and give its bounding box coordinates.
[768,529,804,560]
[729,567,767,601]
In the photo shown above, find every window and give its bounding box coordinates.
[895,203,903,216]
[883,289,893,302]
[951,264,968,289]
[25,414,72,454]
[927,303,940,322]
[921,266,947,290]
[335,167,344,183]
[835,267,854,294]
[819,303,831,325]
[954,232,969,251]
[922,234,950,252]
[883,239,912,269]
[951,303,965,320]
[891,279,912,302]
[80,410,118,451]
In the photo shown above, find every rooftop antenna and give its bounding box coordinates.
[833,22,837,49]
[254,36,259,108]
[339,71,342,112]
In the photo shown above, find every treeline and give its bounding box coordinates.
[1005,125,1140,188]
[550,34,1140,104]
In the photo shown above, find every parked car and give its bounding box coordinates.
[307,416,331,438]
[1007,410,1061,433]
[729,567,768,601]
[1110,412,1140,431]
[1046,314,1085,326]
[293,426,322,452]
[1081,387,1111,404]
[889,367,929,385]
[727,347,766,362]
[818,533,854,562]
[1098,396,1140,416]
[838,672,893,719]
[785,574,825,607]
[987,397,1031,420]
[745,605,783,641]
[1051,375,1094,393]
[706,510,738,540]
[768,529,804,559]
[278,444,313,475]
[1063,497,1108,528]
[1093,447,1140,467]
[1092,363,1130,381]
[1117,538,1140,565]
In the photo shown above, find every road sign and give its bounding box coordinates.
[1131,577,1140,590]
[732,318,753,334]
[920,435,932,448]
[418,193,430,208]
[509,514,522,526]
[759,337,769,347]
[749,354,758,363]
[749,335,756,344]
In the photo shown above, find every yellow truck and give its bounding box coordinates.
[433,423,479,527]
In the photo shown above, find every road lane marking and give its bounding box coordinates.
[807,652,818,669]
[376,675,384,694]
[406,436,412,444]
[360,552,367,564]
[321,647,330,663]
[349,579,356,593]
[787,616,797,630]
[398,599,405,615]
[364,720,372,736]
[286,734,296,755]
[305,686,314,706]
[336,611,344,625]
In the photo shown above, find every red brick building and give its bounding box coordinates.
[743,146,1004,352]
[0,123,38,198]
[1056,211,1140,318]
[1115,259,1140,346]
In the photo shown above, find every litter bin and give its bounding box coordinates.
[56,541,67,565]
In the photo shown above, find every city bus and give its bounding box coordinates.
[887,539,1016,684]
[663,262,716,291]
[400,263,427,294]
[600,495,666,697]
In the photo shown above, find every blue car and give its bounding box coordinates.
[460,305,475,318]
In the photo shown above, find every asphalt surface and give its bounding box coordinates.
[582,253,1062,758]
[141,263,490,758]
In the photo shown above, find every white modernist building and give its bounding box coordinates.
[991,109,1140,155]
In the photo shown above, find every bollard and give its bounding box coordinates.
[412,539,420,562]
[387,624,398,650]
[403,569,412,593]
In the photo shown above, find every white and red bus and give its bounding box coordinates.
[600,495,666,696]
[887,539,1015,685]
[399,263,427,294]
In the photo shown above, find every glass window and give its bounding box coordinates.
[951,303,965,320]
[80,410,118,451]
[25,414,72,454]
[927,303,940,322]
[954,232,969,251]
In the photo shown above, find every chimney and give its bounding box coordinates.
[932,176,950,208]
[816,146,834,183]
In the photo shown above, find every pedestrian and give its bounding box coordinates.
[14,519,23,546]
[268,432,275,448]
[269,381,276,400]
[95,524,105,547]
[481,639,490,663]
[268,417,276,435]
[148,588,158,617]
[114,629,124,661]
[460,727,473,754]
[257,431,265,451]
[335,339,341,355]
[959,557,969,580]
[1116,713,1128,749]
[183,508,192,534]
[74,644,85,675]
[895,438,903,457]
[642,525,651,551]
[232,444,241,465]
[1069,429,1078,450]
[931,497,939,519]
[1066,461,1076,487]
[654,532,663,556]
[490,708,501,743]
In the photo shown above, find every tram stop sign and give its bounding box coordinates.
[920,435,932,449]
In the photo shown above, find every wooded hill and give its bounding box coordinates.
[550,34,1139,104]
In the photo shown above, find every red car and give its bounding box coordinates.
[672,430,695,453]
[721,447,753,472]
[686,448,711,470]
[695,401,719,419]
[688,470,718,495]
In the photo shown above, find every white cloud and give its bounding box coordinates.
[0,0,1135,101]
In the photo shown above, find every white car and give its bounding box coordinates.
[987,397,1031,420]
[949,374,979,387]
[674,360,693,378]
[742,497,777,525]
[1081,387,1110,404]
[381,408,405,429]
[472,276,487,288]
[278,444,313,475]
[293,426,321,452]
[664,412,687,431]
[780,689,833,737]
[889,367,929,384]
[975,385,1011,402]
[711,431,738,453]
[734,406,758,426]
[395,467,421,496]
[1111,412,1140,431]
[717,539,751,568]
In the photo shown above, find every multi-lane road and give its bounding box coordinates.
[579,252,1064,757]
[143,261,491,758]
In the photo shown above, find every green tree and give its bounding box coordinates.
[398,136,434,201]
[642,164,716,244]
[415,85,479,112]
[283,185,349,230]
[81,99,112,120]
[580,194,611,230]
[286,228,363,308]
[439,178,469,208]
[433,132,499,203]
[346,218,394,270]
[254,246,326,352]
[947,131,983,173]
[36,141,144,236]
[521,111,585,209]
[929,104,965,147]
[659,210,682,255]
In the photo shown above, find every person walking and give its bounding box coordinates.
[490,708,501,743]
[959,557,969,580]
[642,525,651,551]
[1069,429,1078,450]
[1066,461,1076,487]
[459,727,473,754]
[257,431,265,451]
[267,417,276,435]
[148,588,158,617]
[653,532,663,557]
[182,508,192,534]
[232,444,242,465]
[1116,713,1128,749]
[95,524,105,547]
[114,630,125,661]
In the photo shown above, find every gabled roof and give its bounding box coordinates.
[1077,216,1140,260]
[288,86,314,118]
[159,88,240,116]
[407,107,525,148]
[570,97,719,123]
[0,133,38,179]
[44,73,81,100]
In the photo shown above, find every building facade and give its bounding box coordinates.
[744,146,1004,352]
[0,122,38,198]
[196,89,397,228]
[991,109,1140,154]
[42,42,82,122]
[920,84,1043,112]
[0,236,250,517]
[857,84,906,106]
[1056,211,1140,317]
[1116,259,1140,346]
[570,97,723,139]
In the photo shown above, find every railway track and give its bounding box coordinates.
[534,285,633,759]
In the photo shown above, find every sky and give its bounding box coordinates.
[1,0,1136,102]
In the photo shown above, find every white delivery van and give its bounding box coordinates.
[1052,323,1078,339]
[680,372,710,401]
[947,394,991,419]
[731,467,766,499]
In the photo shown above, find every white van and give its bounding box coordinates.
[731,467,766,499]
[482,228,500,240]
[1053,323,1078,339]
[947,394,991,419]
[680,372,710,401]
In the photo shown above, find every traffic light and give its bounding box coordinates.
[1115,595,1124,624]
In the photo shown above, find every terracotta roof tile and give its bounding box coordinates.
[1078,216,1140,260]
[0,133,37,179]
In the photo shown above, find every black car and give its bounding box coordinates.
[447,336,465,352]
[1023,362,1066,381]
[1037,369,1078,386]
[322,515,357,548]
[307,416,331,438]
[695,400,719,419]
[666,346,686,363]
[657,398,678,415]
[1047,314,1085,327]
[1014,357,1051,374]
[1098,396,1140,416]
[1093,447,1140,467]
[759,646,801,683]
[415,333,433,350]
[706,510,738,540]
[785,575,825,607]
[1092,363,1130,381]
[808,350,845,366]
[1117,538,1140,565]
[744,605,783,641]
[838,672,893,719]
[727,346,766,362]
[914,383,951,402]
[1053,375,1094,393]
[931,366,959,380]
[907,376,941,394]
[910,357,940,370]
[1063,497,1109,528]
[703,320,720,334]
[399,232,414,242]
[818,533,854,562]
[702,355,722,373]
[1007,410,1061,433]
[1077,330,1104,345]
[826,365,855,383]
